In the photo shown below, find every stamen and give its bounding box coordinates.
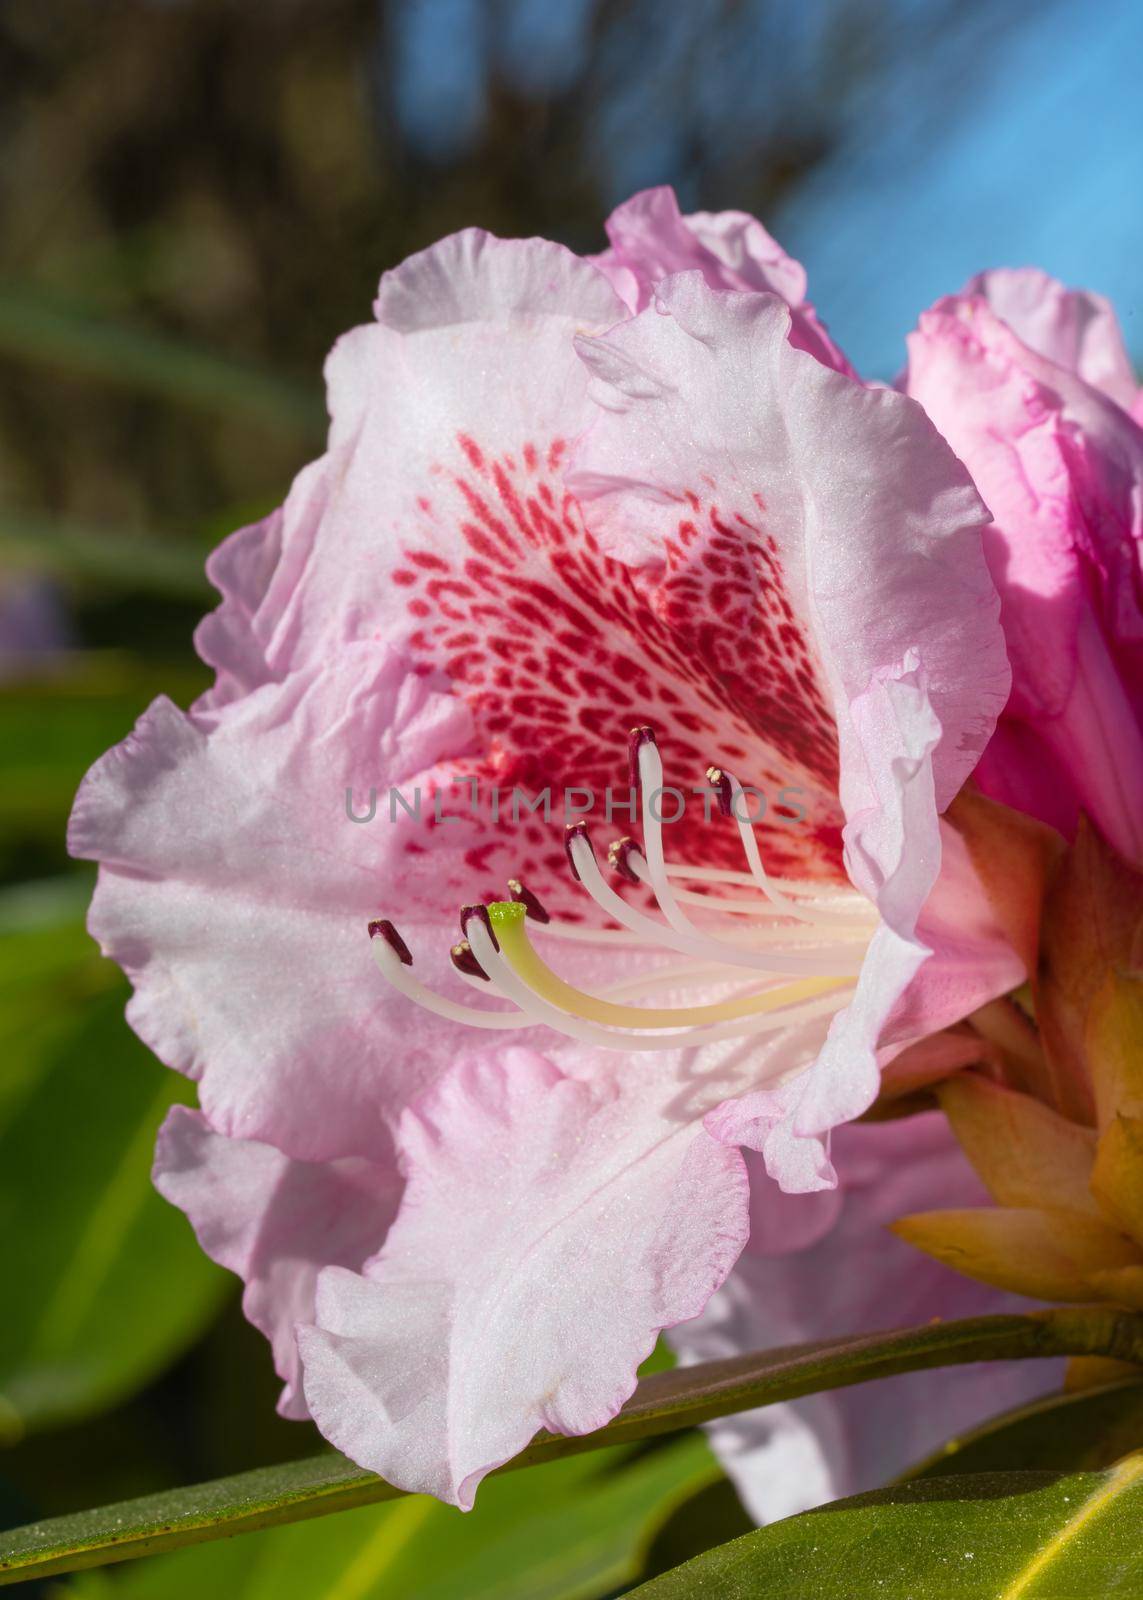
[714,768,859,929]
[507,878,551,924]
[530,921,671,947]
[616,848,871,940]
[461,903,499,951]
[706,765,733,818]
[368,727,875,1064]
[568,825,861,975]
[635,729,704,939]
[488,901,850,1027]
[607,835,645,885]
[464,908,853,1053]
[565,820,590,882]
[450,939,488,981]
[369,923,524,1029]
[634,735,861,935]
[629,724,656,791]
[662,862,859,901]
[369,919,413,966]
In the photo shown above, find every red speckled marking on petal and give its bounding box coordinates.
[397,435,845,907]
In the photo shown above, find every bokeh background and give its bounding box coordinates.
[2,1,1141,1594]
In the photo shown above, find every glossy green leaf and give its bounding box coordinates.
[0,986,230,1439]
[906,1380,1143,1480]
[4,1307,1142,1584]
[0,286,323,436]
[628,1460,1143,1598]
[60,1438,719,1600]
[632,1477,755,1586]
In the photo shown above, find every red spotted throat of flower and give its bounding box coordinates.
[368,725,875,1055]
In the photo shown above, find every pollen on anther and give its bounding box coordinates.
[507,878,551,924]
[706,765,733,818]
[607,836,645,885]
[450,940,488,981]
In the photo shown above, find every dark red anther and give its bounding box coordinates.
[368,919,413,966]
[628,725,657,790]
[607,836,644,886]
[460,903,499,952]
[706,764,734,819]
[507,878,551,924]
[564,820,594,882]
[451,940,488,981]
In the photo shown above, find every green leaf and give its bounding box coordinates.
[0,986,230,1439]
[59,1438,719,1600]
[627,1459,1143,1598]
[3,1307,1142,1584]
[905,1380,1143,1479]
[0,880,105,1003]
[0,881,117,1125]
[634,1477,755,1585]
[0,285,323,437]
[0,658,210,836]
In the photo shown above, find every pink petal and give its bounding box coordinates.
[69,646,486,1158]
[669,1115,1063,1522]
[192,455,335,716]
[230,227,842,891]
[298,1048,749,1506]
[571,273,1007,816]
[977,604,1143,866]
[372,227,625,333]
[251,231,626,686]
[966,267,1140,415]
[193,509,284,711]
[593,186,855,376]
[153,1107,399,1417]
[907,292,1143,863]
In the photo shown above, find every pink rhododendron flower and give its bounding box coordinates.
[906,267,1143,865]
[71,188,1039,1508]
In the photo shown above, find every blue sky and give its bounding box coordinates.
[391,0,1142,378]
[772,0,1143,375]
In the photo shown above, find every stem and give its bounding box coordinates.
[2,1307,1140,1585]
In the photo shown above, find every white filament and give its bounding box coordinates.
[722,773,862,929]
[464,918,850,1054]
[620,851,871,941]
[369,731,875,1058]
[371,938,525,1029]
[570,835,863,977]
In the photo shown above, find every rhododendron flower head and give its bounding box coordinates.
[70,189,1035,1506]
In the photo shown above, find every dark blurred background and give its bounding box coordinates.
[0,2,1140,1594]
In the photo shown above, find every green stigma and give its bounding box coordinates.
[487,900,527,929]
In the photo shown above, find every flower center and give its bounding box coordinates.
[369,727,875,1057]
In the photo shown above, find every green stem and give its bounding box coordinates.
[2,1307,1140,1585]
